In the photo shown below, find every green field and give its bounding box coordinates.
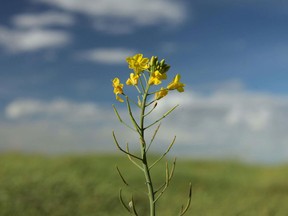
[0,153,288,216]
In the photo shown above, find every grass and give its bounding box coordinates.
[0,153,288,215]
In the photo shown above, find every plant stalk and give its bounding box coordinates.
[139,78,155,216]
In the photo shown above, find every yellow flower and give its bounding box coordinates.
[167,74,185,92]
[148,70,167,85]
[126,54,149,74]
[155,87,168,100]
[126,73,140,85]
[112,78,124,102]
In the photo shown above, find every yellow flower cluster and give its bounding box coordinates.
[167,74,185,92]
[112,54,185,102]
[126,54,149,74]
[112,78,124,102]
[148,70,167,85]
[126,73,140,85]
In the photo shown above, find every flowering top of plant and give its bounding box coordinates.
[111,53,191,216]
[112,53,185,103]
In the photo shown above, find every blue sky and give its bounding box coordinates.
[1,0,288,163]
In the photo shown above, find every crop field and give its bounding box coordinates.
[0,153,288,215]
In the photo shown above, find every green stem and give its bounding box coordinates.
[139,80,156,216]
[142,149,155,216]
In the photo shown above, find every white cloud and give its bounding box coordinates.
[76,48,135,64]
[34,0,187,33]
[12,11,75,28]
[2,98,125,153]
[152,89,288,163]
[0,26,71,53]
[2,85,288,163]
[0,120,114,153]
[5,98,111,122]
[225,107,271,131]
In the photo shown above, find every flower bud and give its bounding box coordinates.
[150,56,158,67]
[155,60,159,67]
[162,65,170,73]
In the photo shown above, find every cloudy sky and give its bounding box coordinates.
[1,0,288,164]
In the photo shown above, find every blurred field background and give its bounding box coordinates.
[1,153,288,216]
